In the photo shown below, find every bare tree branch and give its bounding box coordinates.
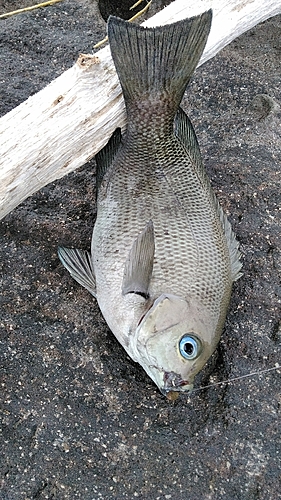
[1,0,280,220]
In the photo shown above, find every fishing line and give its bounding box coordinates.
[192,363,280,392]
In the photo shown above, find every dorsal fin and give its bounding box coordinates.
[216,202,243,281]
[122,221,155,299]
[95,128,122,193]
[174,106,242,282]
[58,247,96,297]
[174,106,204,175]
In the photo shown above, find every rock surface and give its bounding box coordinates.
[0,1,280,499]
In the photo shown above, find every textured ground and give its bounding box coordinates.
[0,1,280,499]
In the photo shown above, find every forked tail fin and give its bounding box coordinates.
[107,11,212,115]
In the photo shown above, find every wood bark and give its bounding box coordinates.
[0,0,280,220]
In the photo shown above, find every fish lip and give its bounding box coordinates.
[160,371,193,395]
[159,384,193,397]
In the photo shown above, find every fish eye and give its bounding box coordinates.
[179,335,201,360]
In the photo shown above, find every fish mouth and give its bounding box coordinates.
[160,371,194,396]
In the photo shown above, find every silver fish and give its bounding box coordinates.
[58,11,242,396]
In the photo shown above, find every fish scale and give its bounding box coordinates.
[96,137,229,294]
[93,135,231,349]
[58,11,242,395]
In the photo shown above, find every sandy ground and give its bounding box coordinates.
[0,1,280,499]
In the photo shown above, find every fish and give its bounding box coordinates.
[58,10,242,396]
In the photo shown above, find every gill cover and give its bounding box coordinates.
[133,294,215,392]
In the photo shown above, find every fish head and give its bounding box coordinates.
[131,293,219,395]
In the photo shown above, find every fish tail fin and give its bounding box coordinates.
[107,11,212,116]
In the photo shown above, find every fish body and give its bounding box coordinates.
[58,11,242,395]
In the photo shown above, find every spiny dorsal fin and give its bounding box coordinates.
[58,247,96,297]
[95,128,122,193]
[174,107,242,282]
[216,202,243,282]
[122,221,155,299]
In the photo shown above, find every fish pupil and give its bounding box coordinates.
[184,342,194,356]
[179,335,201,360]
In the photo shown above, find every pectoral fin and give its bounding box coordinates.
[122,221,155,299]
[58,247,96,297]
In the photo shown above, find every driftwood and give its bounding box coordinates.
[0,0,280,220]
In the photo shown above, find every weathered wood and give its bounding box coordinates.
[0,0,280,220]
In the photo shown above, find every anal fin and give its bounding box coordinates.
[95,128,122,194]
[122,221,155,299]
[58,247,96,297]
